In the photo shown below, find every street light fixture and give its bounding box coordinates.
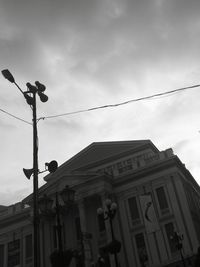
[97,199,121,267]
[38,186,75,267]
[2,69,15,83]
[1,69,49,267]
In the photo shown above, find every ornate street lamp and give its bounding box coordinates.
[38,186,75,267]
[1,69,49,267]
[97,199,121,267]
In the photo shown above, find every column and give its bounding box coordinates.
[116,196,134,267]
[78,199,92,267]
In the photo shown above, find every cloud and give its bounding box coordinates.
[1,0,200,95]
[0,0,200,205]
[173,139,190,153]
[0,117,17,130]
[0,186,32,206]
[42,117,84,132]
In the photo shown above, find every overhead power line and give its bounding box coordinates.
[0,108,32,125]
[1,83,199,125]
[39,83,200,121]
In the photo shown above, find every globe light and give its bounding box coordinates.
[97,207,104,215]
[111,202,117,211]
[105,199,112,207]
[60,186,75,205]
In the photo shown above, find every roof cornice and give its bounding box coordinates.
[114,156,200,192]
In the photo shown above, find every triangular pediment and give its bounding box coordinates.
[44,140,159,181]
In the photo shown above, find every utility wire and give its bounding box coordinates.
[1,84,199,125]
[39,83,200,120]
[0,108,32,125]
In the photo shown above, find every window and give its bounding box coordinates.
[7,239,20,267]
[156,187,169,215]
[0,244,4,267]
[128,196,141,225]
[25,234,32,264]
[135,233,148,267]
[165,222,178,254]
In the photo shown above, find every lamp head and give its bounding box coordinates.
[97,207,104,215]
[60,185,75,204]
[110,202,117,211]
[105,198,112,207]
[1,69,15,83]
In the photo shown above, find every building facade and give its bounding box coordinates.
[0,140,200,267]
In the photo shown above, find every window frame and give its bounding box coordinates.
[154,185,171,217]
[163,221,179,256]
[25,234,32,265]
[133,231,149,267]
[7,239,20,267]
[127,195,142,228]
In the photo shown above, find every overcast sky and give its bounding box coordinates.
[0,0,200,205]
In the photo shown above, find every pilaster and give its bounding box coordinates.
[78,199,92,267]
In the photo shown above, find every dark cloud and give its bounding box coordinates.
[1,0,200,94]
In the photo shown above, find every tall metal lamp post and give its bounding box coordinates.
[97,199,121,267]
[38,186,75,267]
[1,69,49,267]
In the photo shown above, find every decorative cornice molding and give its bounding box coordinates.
[0,209,31,230]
